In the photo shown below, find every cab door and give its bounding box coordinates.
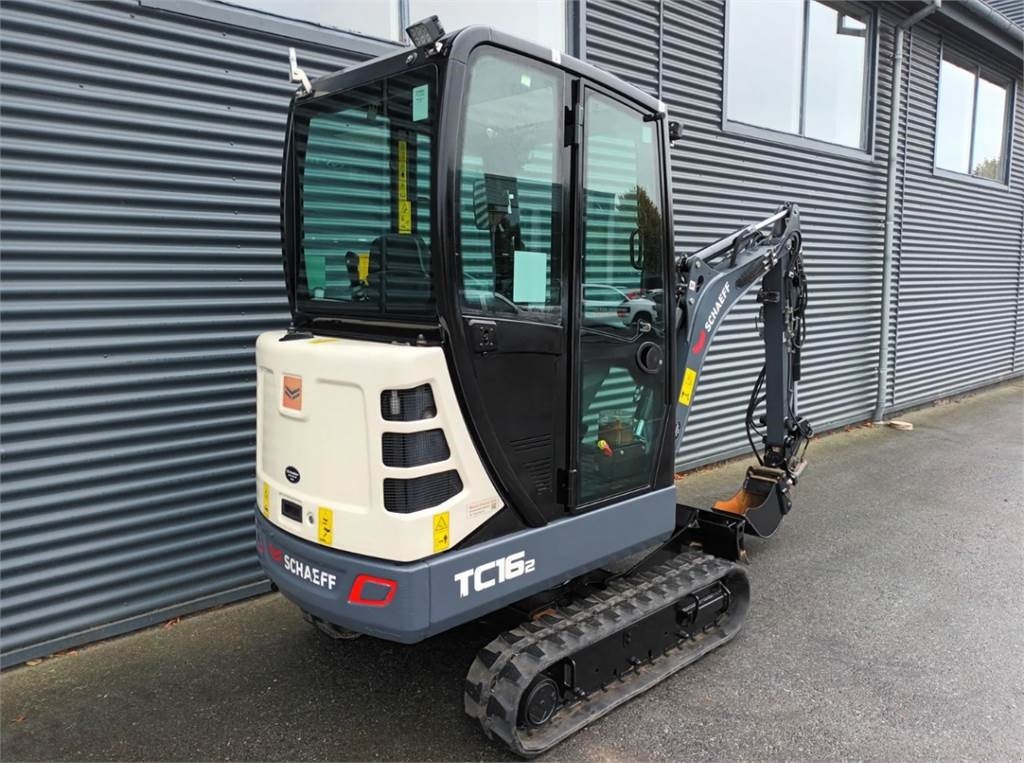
[571,87,672,509]
[451,48,571,526]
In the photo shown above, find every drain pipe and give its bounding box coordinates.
[873,0,942,423]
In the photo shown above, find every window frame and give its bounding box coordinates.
[721,0,879,161]
[932,42,1016,188]
[151,0,579,54]
[141,0,399,56]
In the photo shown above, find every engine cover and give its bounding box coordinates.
[255,330,504,562]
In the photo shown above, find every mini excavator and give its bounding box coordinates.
[256,19,811,756]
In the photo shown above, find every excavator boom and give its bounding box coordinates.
[674,204,811,556]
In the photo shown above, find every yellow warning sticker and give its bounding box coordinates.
[433,511,450,553]
[397,140,408,201]
[398,200,412,234]
[679,367,698,406]
[317,507,333,545]
[396,140,411,233]
[261,482,270,517]
[357,252,369,282]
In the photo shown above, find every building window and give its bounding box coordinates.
[934,54,1011,183]
[410,0,566,51]
[227,0,403,41]
[224,0,567,50]
[725,0,873,151]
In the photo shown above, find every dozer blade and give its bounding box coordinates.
[463,551,749,758]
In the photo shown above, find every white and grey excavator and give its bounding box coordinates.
[255,18,811,756]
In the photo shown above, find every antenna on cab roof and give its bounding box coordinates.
[288,47,312,95]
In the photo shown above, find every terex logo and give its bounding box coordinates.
[703,282,731,333]
[453,551,536,598]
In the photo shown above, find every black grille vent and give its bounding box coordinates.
[380,384,436,421]
[384,471,463,514]
[382,430,450,468]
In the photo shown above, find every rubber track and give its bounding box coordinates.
[463,551,750,757]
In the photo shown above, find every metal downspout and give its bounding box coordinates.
[873,0,942,422]
[657,0,664,99]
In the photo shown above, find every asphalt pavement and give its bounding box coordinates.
[2,380,1022,761]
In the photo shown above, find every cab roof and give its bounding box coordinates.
[304,25,665,118]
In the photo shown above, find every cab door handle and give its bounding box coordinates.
[629,228,644,270]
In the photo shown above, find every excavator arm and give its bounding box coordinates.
[673,203,812,557]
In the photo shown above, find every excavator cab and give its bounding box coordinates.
[277,24,677,537]
[260,21,809,757]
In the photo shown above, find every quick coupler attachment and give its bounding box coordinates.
[464,551,750,758]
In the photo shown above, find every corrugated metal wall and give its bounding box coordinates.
[588,0,895,466]
[585,0,1023,467]
[0,0,394,667]
[1,0,1021,666]
[986,0,1024,29]
[892,17,1024,407]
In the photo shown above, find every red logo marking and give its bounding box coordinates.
[692,329,707,355]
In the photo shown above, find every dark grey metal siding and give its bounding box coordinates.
[586,1,1023,466]
[1,0,1021,667]
[588,0,901,467]
[0,0,395,667]
[585,0,661,98]
[892,17,1024,408]
[986,0,1024,30]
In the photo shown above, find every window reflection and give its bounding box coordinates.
[935,56,1010,182]
[726,0,803,134]
[935,59,976,174]
[295,68,436,316]
[578,94,666,505]
[804,1,868,147]
[726,0,871,150]
[457,51,563,321]
[973,77,1008,180]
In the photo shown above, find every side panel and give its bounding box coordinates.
[256,515,431,642]
[427,486,676,631]
[255,486,676,643]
